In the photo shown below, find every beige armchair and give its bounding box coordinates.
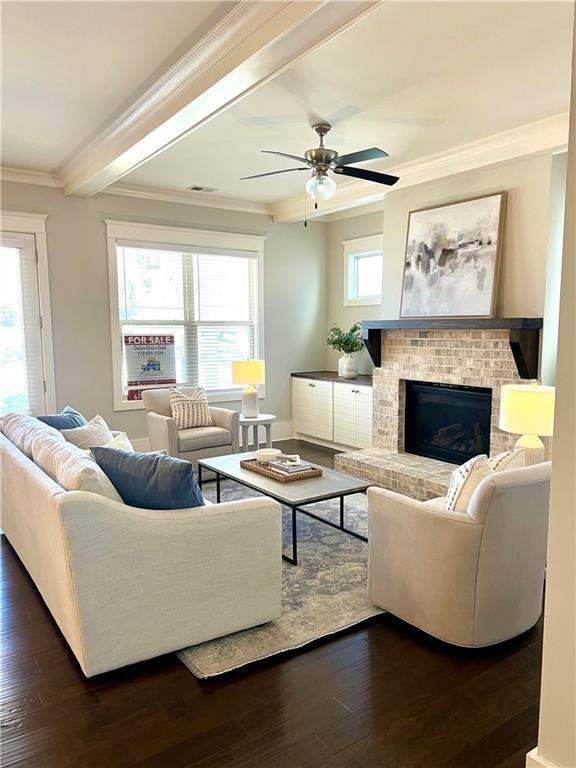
[142,388,239,469]
[367,462,551,647]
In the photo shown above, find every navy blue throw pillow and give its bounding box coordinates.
[90,447,205,510]
[37,405,87,430]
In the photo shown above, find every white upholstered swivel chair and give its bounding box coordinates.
[367,462,551,647]
[142,388,239,469]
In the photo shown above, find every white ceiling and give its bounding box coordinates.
[123,0,574,204]
[0,1,230,171]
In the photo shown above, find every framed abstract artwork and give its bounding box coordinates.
[400,192,506,319]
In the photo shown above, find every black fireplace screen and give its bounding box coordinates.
[404,380,491,464]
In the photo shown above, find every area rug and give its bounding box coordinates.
[178,480,383,678]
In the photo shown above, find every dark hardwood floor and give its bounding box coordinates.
[0,439,542,767]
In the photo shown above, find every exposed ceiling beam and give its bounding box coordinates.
[270,112,570,222]
[58,0,382,198]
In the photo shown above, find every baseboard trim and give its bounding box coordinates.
[526,748,562,768]
[292,432,361,452]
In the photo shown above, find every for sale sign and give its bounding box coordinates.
[124,335,176,400]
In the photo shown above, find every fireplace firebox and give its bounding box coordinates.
[404,380,492,464]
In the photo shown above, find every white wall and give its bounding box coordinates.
[324,154,555,377]
[325,210,383,374]
[542,152,568,386]
[0,182,327,440]
[527,17,576,767]
[1,152,562,443]
[379,154,553,320]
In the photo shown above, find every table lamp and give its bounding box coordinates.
[232,359,265,418]
[499,382,555,465]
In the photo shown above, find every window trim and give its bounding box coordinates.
[342,234,383,307]
[0,210,56,413]
[105,220,266,411]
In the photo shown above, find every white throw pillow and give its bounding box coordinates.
[169,387,212,430]
[444,455,494,514]
[33,436,122,501]
[488,448,525,471]
[61,415,113,449]
[1,413,63,457]
[84,431,134,456]
[105,432,134,451]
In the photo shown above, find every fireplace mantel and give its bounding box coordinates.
[361,317,543,378]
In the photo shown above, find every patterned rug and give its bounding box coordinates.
[178,479,383,678]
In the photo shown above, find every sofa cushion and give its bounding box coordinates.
[169,387,212,430]
[91,447,205,510]
[33,437,123,501]
[444,454,494,514]
[62,415,114,449]
[37,406,87,430]
[178,426,231,453]
[1,412,64,457]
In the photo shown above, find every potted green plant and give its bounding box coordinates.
[327,322,364,379]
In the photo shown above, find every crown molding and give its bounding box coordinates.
[271,112,570,222]
[57,0,381,198]
[105,183,271,216]
[0,167,59,188]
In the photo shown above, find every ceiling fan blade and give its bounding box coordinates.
[334,165,399,186]
[241,167,308,180]
[262,150,309,164]
[335,147,389,165]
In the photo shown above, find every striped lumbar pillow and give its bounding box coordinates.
[169,387,213,430]
[488,448,525,471]
[444,454,494,514]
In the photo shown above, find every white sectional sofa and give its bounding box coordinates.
[0,415,282,677]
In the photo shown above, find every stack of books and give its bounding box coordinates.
[267,458,313,475]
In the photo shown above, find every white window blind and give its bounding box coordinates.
[0,232,46,414]
[115,241,259,401]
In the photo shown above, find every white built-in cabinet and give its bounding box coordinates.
[292,377,334,442]
[292,375,373,448]
[333,382,373,449]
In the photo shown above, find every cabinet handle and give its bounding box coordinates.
[308,383,315,387]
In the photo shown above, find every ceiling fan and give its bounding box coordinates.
[241,122,399,203]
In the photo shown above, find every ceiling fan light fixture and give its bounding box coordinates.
[305,171,336,202]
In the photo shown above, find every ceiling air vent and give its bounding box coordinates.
[186,185,218,193]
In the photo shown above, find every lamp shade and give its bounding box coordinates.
[231,359,265,386]
[499,383,555,437]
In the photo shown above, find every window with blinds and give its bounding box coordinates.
[115,241,259,401]
[0,232,47,415]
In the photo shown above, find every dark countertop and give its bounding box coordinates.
[291,370,373,387]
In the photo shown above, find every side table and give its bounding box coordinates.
[239,413,277,452]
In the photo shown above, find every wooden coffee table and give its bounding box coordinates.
[197,452,371,565]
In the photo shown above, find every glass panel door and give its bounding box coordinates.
[0,232,46,414]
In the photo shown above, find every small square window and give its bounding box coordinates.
[344,236,383,306]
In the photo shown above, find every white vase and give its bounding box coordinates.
[338,353,357,379]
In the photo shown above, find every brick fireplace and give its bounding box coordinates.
[373,328,522,456]
[335,319,543,500]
